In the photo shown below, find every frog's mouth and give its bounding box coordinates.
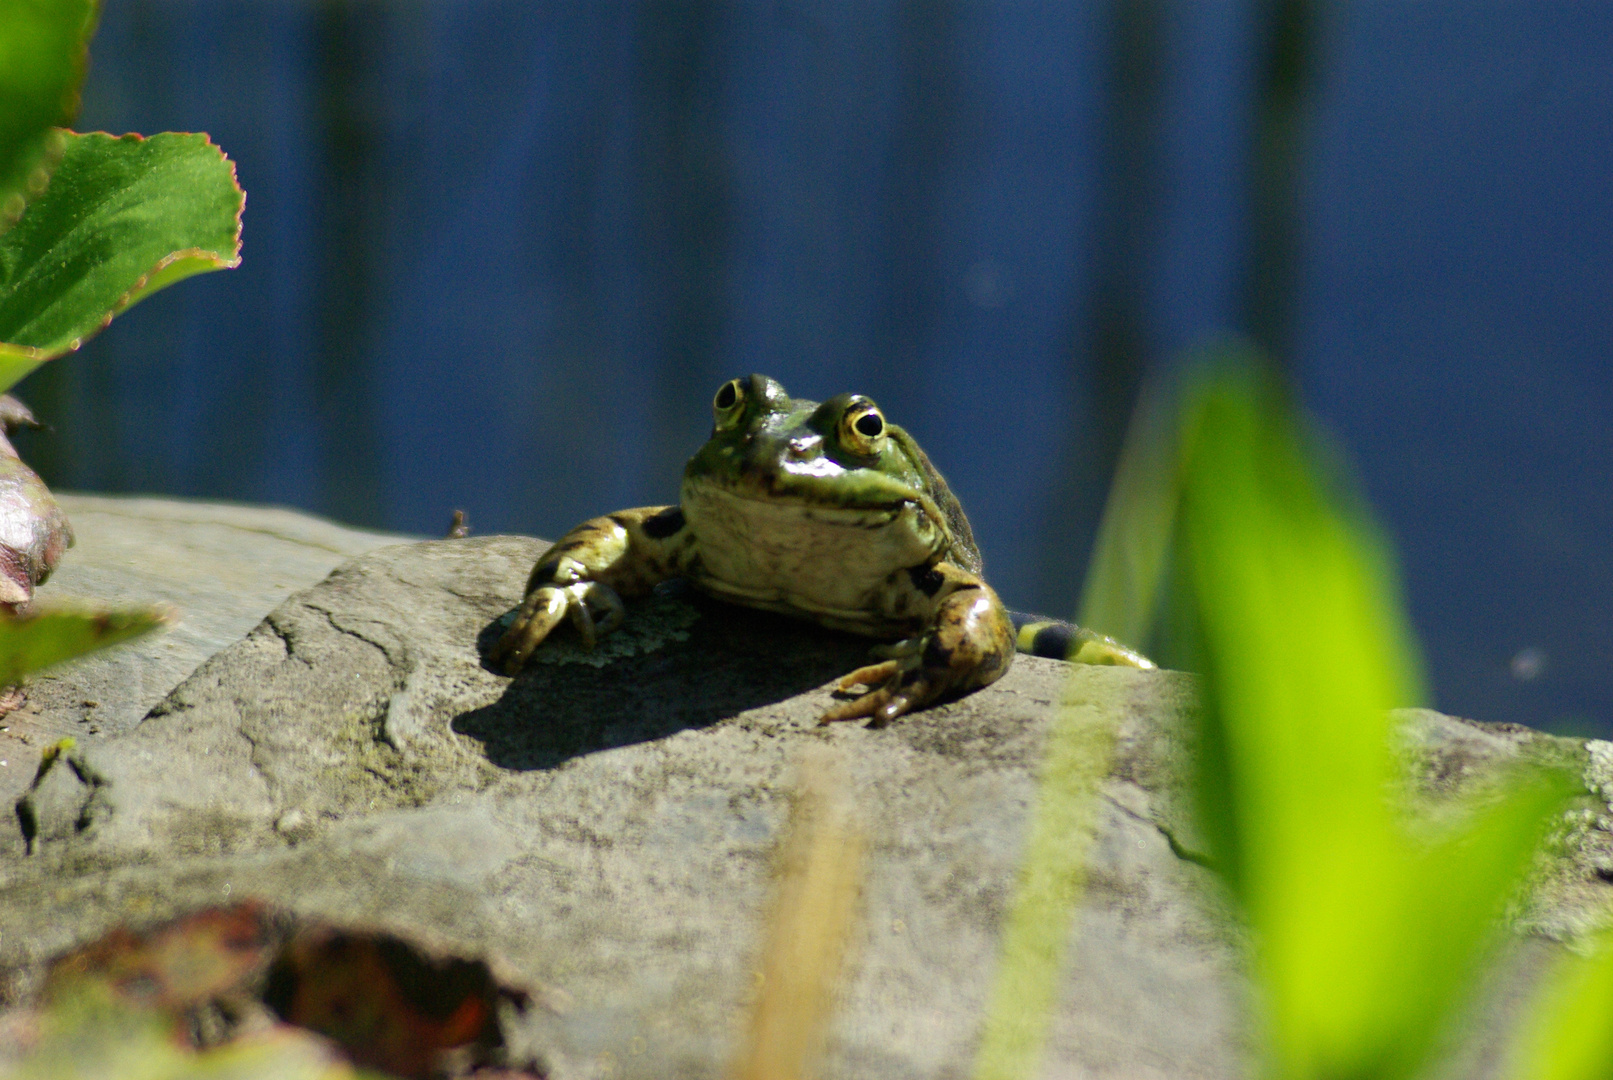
[682,474,948,599]
[682,474,913,526]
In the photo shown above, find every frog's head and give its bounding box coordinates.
[682,375,982,573]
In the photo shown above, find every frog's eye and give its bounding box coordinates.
[712,379,746,428]
[840,401,888,455]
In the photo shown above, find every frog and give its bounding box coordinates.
[489,374,1153,724]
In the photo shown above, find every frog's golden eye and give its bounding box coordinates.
[713,379,745,427]
[840,401,887,455]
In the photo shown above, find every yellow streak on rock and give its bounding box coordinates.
[729,749,864,1080]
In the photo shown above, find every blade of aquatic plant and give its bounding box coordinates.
[1077,372,1178,650]
[728,749,864,1080]
[1389,765,1578,1069]
[0,606,170,685]
[970,688,1114,1080]
[0,0,98,232]
[1502,932,1613,1080]
[0,130,244,391]
[1174,360,1574,1080]
[1175,360,1420,914]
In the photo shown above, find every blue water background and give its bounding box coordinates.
[23,2,1612,737]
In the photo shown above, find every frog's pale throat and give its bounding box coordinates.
[681,478,941,634]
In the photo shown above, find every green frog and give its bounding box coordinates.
[490,375,1152,724]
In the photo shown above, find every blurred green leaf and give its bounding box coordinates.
[1171,354,1575,1080]
[0,0,98,233]
[0,605,170,684]
[1078,374,1178,650]
[1173,360,1423,889]
[1504,932,1613,1080]
[971,693,1115,1080]
[0,131,243,391]
[11,982,363,1080]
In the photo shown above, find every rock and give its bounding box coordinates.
[0,502,1608,1078]
[14,751,92,848]
[0,494,411,815]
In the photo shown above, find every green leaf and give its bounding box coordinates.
[0,605,170,684]
[16,981,364,1079]
[971,691,1116,1080]
[1504,932,1613,1080]
[1169,354,1575,1080]
[0,0,98,231]
[0,130,243,391]
[1078,375,1179,650]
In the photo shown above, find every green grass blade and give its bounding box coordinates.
[970,687,1116,1080]
[1173,356,1575,1080]
[0,130,243,390]
[0,0,98,232]
[1077,374,1178,649]
[1386,767,1581,1076]
[1504,931,1613,1080]
[0,605,170,684]
[1175,368,1416,1078]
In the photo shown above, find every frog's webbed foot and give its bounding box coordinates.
[823,648,924,727]
[821,585,1014,726]
[490,580,626,673]
[489,505,687,674]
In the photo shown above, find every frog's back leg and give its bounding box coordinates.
[491,505,695,673]
[1009,612,1155,668]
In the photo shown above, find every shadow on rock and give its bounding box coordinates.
[457,592,873,771]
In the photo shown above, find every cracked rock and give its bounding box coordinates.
[0,504,1606,1079]
[16,751,95,849]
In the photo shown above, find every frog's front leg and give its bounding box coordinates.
[822,563,1015,726]
[490,505,692,673]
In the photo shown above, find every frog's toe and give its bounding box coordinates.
[833,658,901,694]
[563,581,626,650]
[821,685,915,726]
[868,637,923,662]
[491,586,570,673]
[822,655,927,726]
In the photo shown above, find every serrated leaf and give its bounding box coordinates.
[0,130,243,391]
[0,604,170,684]
[0,0,98,232]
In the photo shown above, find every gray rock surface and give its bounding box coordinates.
[0,494,411,814]
[0,499,1609,1078]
